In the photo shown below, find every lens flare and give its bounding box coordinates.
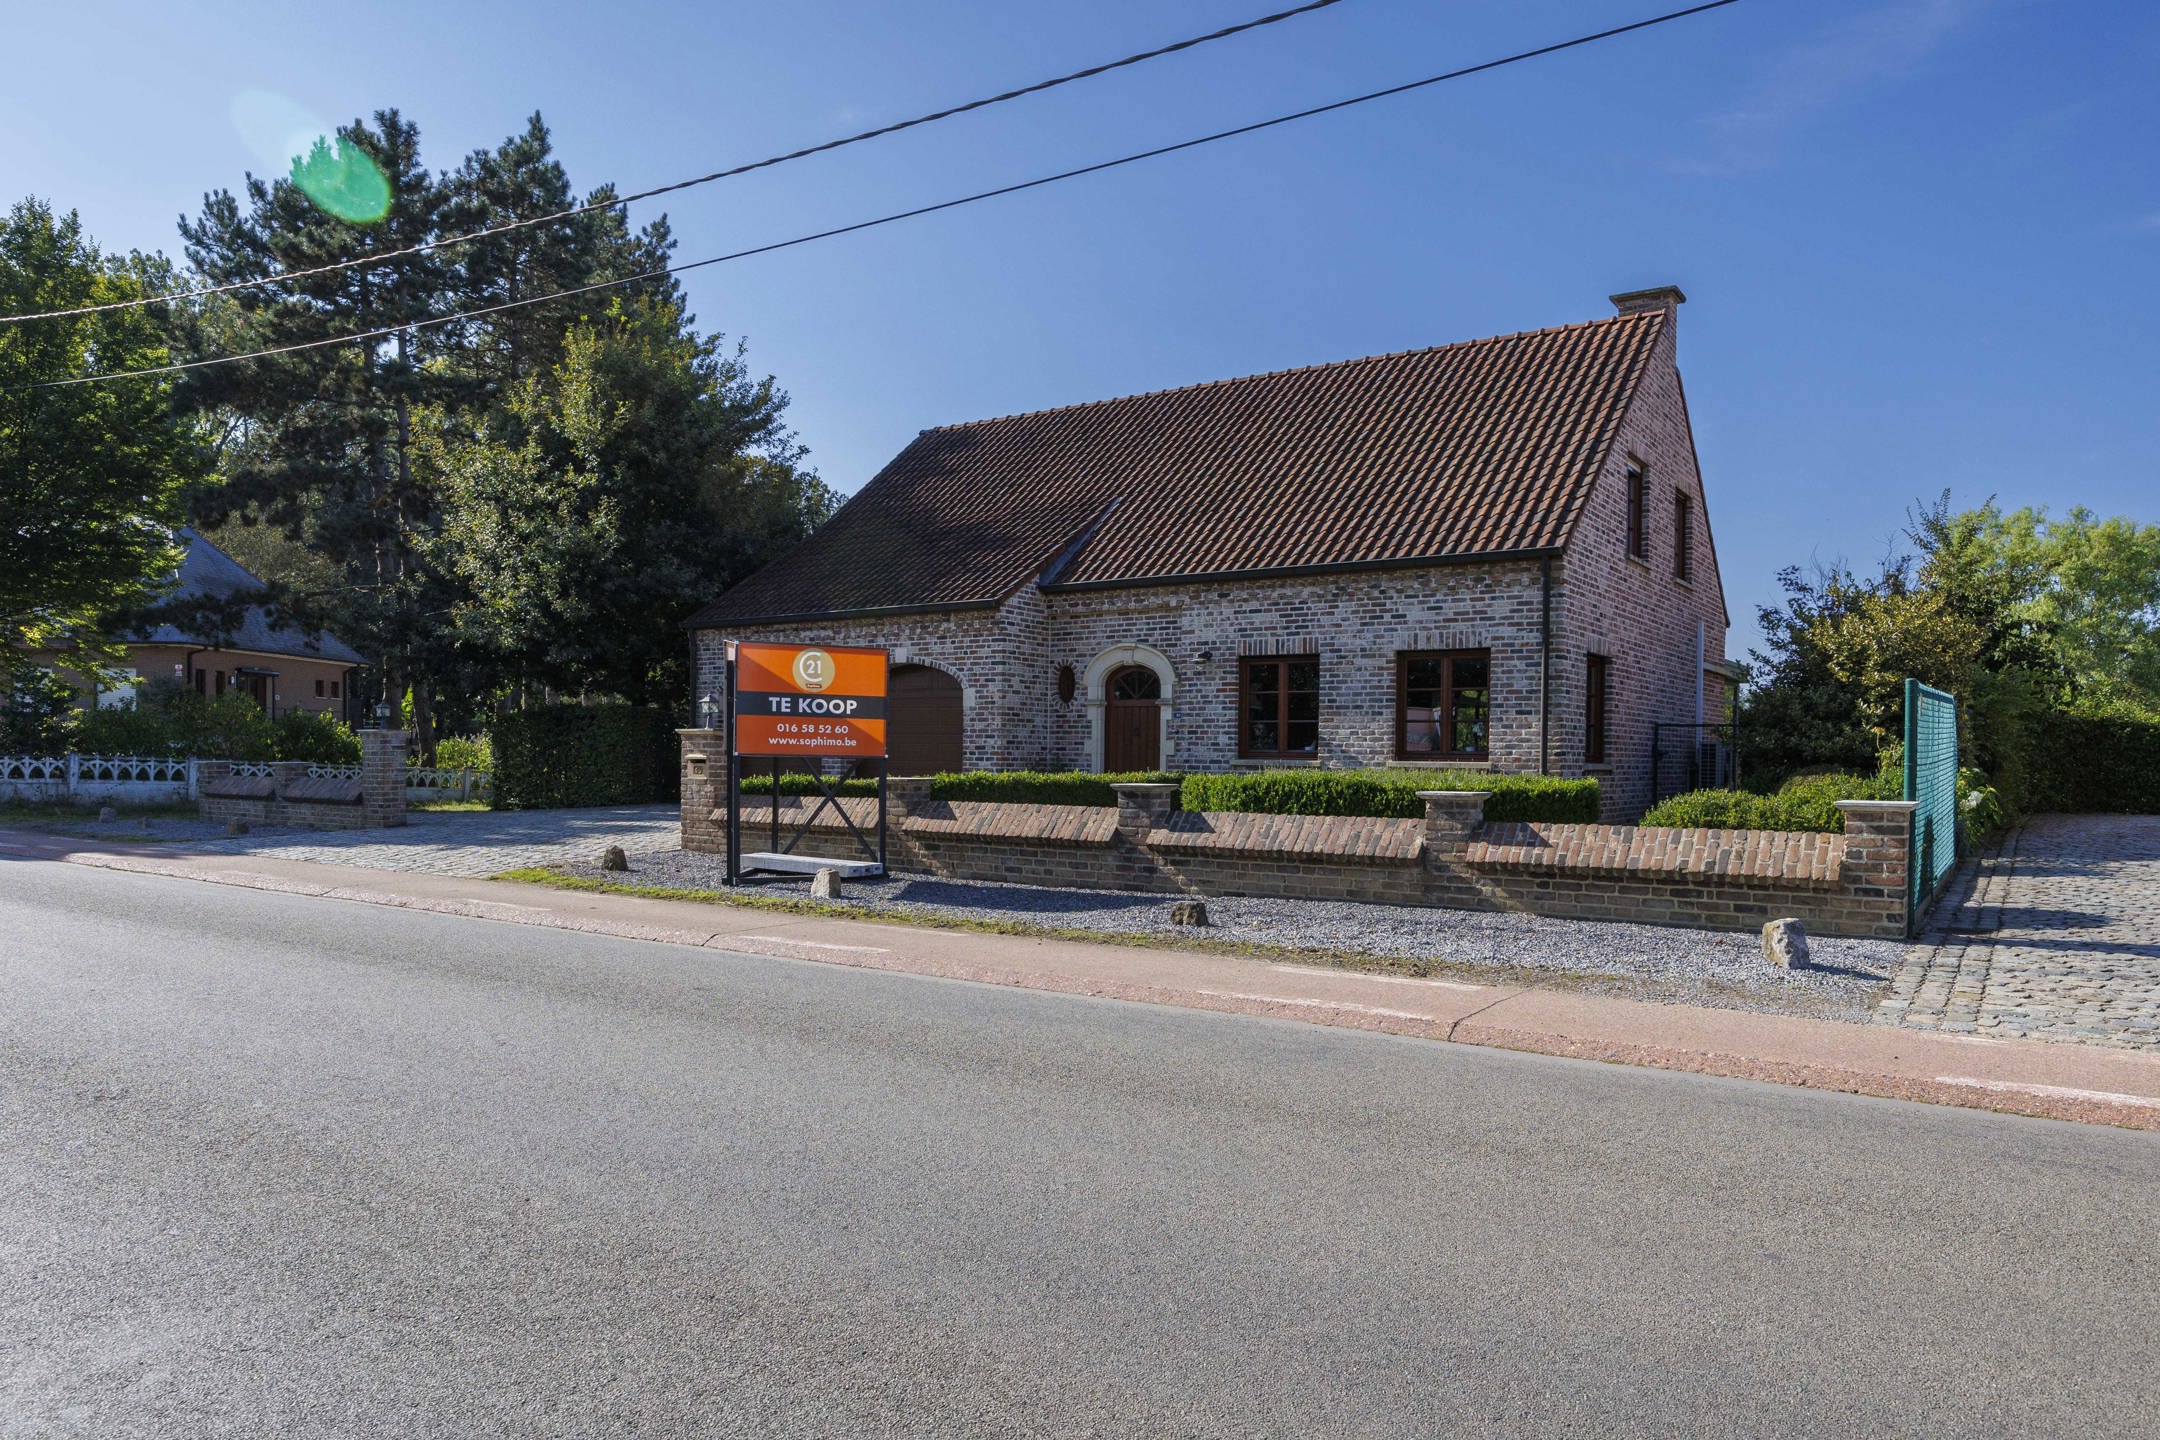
[229,90,391,224]
[289,136,391,222]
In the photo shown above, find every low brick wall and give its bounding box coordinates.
[675,733,1919,937]
[197,731,409,832]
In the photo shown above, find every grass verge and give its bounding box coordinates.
[0,800,199,824]
[491,865,1608,989]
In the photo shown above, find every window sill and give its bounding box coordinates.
[1232,757,1323,769]
[1387,758,1493,771]
[1626,553,1651,569]
[1674,576,1695,590]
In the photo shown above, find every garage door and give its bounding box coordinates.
[887,665,964,777]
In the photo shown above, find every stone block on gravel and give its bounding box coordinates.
[601,845,630,872]
[1169,899,1210,927]
[1763,917,1811,970]
[225,820,250,837]
[98,806,116,823]
[811,867,843,900]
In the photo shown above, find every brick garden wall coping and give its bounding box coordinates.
[196,731,408,832]
[1148,811,1423,865]
[1465,822,1848,889]
[678,751,1914,937]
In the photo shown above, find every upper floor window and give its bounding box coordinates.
[1625,462,1648,561]
[1240,656,1319,759]
[1396,650,1490,760]
[1585,654,1611,764]
[1673,490,1693,582]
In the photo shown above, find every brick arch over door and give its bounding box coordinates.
[887,663,964,777]
[1082,644,1177,772]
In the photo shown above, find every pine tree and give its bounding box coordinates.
[178,110,449,727]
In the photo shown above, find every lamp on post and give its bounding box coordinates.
[372,700,394,728]
[698,694,719,730]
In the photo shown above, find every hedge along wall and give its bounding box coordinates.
[2025,711,2160,814]
[678,772,1918,938]
[1180,769,1601,824]
[493,704,681,809]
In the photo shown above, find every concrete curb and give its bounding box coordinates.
[11,831,2160,1133]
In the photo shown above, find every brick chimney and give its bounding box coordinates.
[1610,285,1686,315]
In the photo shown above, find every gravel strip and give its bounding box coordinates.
[563,849,1910,1024]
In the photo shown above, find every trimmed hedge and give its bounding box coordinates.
[930,769,1179,807]
[492,704,679,809]
[2025,710,2160,815]
[1641,771,1897,833]
[738,771,880,797]
[735,769,1180,805]
[1180,768,1601,824]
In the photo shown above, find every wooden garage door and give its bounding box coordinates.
[887,665,964,777]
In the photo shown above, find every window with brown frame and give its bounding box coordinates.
[1395,650,1491,760]
[1673,489,1693,581]
[1585,654,1610,764]
[1625,462,1648,561]
[1239,656,1320,759]
[315,678,325,697]
[330,679,341,699]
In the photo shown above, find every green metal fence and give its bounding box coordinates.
[1902,678,1959,925]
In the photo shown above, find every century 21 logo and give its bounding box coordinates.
[792,648,836,692]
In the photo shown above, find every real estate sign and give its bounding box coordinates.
[731,642,889,759]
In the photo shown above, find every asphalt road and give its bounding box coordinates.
[4,860,2157,1439]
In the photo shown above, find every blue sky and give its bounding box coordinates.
[6,0,2155,660]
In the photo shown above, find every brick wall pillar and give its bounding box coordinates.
[1110,782,1179,892]
[886,777,935,821]
[359,729,409,828]
[1111,782,1179,842]
[1418,791,1490,858]
[678,728,724,854]
[1419,789,1490,907]
[1836,799,1919,936]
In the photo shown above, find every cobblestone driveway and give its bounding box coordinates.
[1880,815,2160,1051]
[166,804,681,878]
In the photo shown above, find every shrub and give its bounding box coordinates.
[1642,770,1897,832]
[929,770,1179,807]
[432,733,494,772]
[73,684,277,760]
[1179,768,1600,824]
[269,709,361,764]
[492,704,679,809]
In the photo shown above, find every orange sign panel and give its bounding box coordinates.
[732,642,889,759]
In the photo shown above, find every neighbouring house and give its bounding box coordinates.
[689,288,1735,819]
[83,529,364,721]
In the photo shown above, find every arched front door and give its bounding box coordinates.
[1104,665,1161,772]
[887,664,964,776]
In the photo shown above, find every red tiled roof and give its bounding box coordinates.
[693,308,1667,626]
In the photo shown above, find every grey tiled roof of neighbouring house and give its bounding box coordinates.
[133,530,366,666]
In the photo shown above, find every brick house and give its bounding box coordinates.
[89,529,364,721]
[690,288,1733,819]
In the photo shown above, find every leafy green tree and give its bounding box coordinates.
[1,199,202,699]
[1916,498,2160,705]
[422,298,833,706]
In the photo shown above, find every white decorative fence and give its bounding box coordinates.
[0,753,491,806]
[406,764,491,802]
[0,754,200,804]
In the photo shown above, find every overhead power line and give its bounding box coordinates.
[35,0,1747,391]
[0,0,1349,325]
